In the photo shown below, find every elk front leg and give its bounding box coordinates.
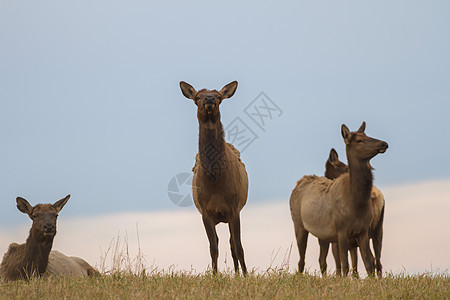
[337,233,350,276]
[228,227,239,273]
[229,215,247,275]
[202,216,219,274]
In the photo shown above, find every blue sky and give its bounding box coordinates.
[1,1,449,227]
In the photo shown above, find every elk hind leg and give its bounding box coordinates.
[373,206,384,278]
[357,233,375,277]
[294,224,309,273]
[349,246,359,278]
[318,239,330,276]
[331,242,341,276]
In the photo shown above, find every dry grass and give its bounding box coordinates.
[1,233,448,299]
[0,271,448,299]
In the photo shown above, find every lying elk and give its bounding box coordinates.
[322,148,385,277]
[0,195,99,281]
[290,122,388,276]
[179,81,248,275]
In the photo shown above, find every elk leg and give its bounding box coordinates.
[318,239,329,276]
[372,229,383,278]
[373,207,384,278]
[372,236,382,278]
[356,233,375,277]
[294,225,309,273]
[202,216,219,274]
[228,225,239,272]
[229,215,247,275]
[337,233,349,276]
[349,246,359,278]
[331,242,341,276]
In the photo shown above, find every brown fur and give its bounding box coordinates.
[290,122,388,276]
[322,148,385,277]
[180,81,248,274]
[0,195,99,281]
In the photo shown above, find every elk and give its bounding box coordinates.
[325,148,349,180]
[179,81,248,275]
[290,122,388,276]
[321,148,385,277]
[0,195,99,281]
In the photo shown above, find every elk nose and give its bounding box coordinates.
[381,141,388,149]
[205,95,215,104]
[44,223,54,233]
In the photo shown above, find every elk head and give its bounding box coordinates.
[341,122,388,162]
[325,148,349,179]
[179,81,238,128]
[16,195,70,241]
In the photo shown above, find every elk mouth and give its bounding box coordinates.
[204,103,216,114]
[43,227,56,236]
[43,232,56,238]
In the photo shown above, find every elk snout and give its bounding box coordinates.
[379,141,388,153]
[204,96,216,111]
[44,223,55,234]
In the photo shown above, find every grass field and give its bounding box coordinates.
[1,270,448,299]
[1,237,448,299]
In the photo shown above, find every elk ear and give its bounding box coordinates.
[53,195,70,213]
[179,81,197,100]
[329,148,339,163]
[357,121,366,133]
[16,197,33,215]
[219,81,238,99]
[341,124,351,144]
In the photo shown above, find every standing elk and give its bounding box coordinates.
[290,122,388,276]
[0,195,99,281]
[179,81,248,275]
[322,148,385,277]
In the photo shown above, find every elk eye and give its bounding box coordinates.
[357,139,363,143]
[194,96,200,101]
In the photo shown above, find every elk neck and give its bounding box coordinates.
[346,155,373,207]
[22,228,54,275]
[198,116,226,181]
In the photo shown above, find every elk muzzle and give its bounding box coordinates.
[204,96,216,111]
[378,141,388,153]
[44,223,55,235]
